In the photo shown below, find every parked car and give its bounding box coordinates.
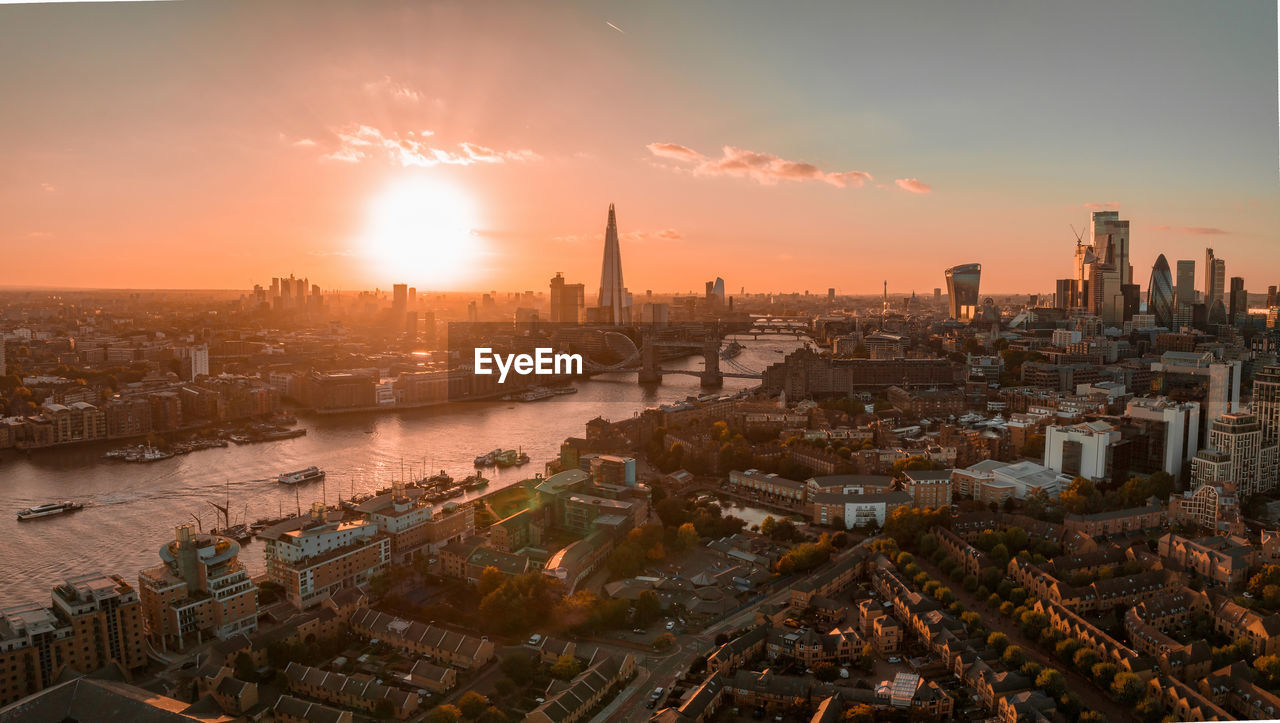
[527,634,542,646]
[665,621,675,631]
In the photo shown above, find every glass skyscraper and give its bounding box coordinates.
[1147,254,1175,328]
[944,263,981,321]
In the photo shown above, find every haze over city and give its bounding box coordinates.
[1,0,1276,294]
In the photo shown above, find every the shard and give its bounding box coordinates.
[597,203,631,324]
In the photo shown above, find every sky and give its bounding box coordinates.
[0,0,1276,295]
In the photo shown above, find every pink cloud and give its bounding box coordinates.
[1151,225,1231,236]
[647,142,872,188]
[894,178,931,194]
[320,125,539,167]
[1084,201,1119,210]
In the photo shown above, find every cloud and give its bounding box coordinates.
[646,142,872,188]
[363,76,421,103]
[894,178,931,194]
[623,228,683,243]
[306,249,357,258]
[40,183,55,192]
[320,125,540,167]
[605,21,625,34]
[1084,201,1119,210]
[1153,225,1231,236]
[292,138,317,147]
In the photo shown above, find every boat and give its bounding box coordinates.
[474,449,501,467]
[214,523,254,543]
[461,473,489,491]
[514,386,557,402]
[18,501,84,521]
[496,448,530,467]
[125,445,174,463]
[426,470,453,488]
[426,486,464,504]
[277,466,325,485]
[721,341,744,359]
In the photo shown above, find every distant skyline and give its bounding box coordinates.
[1,0,1277,294]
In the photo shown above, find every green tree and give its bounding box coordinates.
[1073,647,1099,672]
[987,632,1010,654]
[1002,645,1026,668]
[1111,672,1145,704]
[1091,662,1117,687]
[635,589,662,627]
[812,662,840,682]
[1036,668,1066,697]
[458,691,489,719]
[550,654,581,680]
[426,705,462,723]
[499,652,533,685]
[478,566,505,598]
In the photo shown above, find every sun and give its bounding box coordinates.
[357,177,485,289]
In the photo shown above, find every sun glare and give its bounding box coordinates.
[358,177,485,288]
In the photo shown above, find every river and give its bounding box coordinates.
[0,334,803,608]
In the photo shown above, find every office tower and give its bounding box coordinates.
[1092,211,1131,284]
[1055,279,1075,309]
[713,277,726,304]
[1120,283,1140,321]
[1268,285,1278,308]
[1125,397,1201,478]
[944,263,981,321]
[189,345,209,379]
[1207,299,1228,326]
[405,311,418,339]
[408,287,416,307]
[549,272,584,324]
[1204,248,1226,309]
[1152,351,1241,443]
[933,288,941,303]
[422,311,436,346]
[0,338,5,376]
[1228,276,1247,324]
[1146,254,1175,328]
[828,288,836,301]
[1090,262,1123,324]
[391,284,406,316]
[1175,260,1196,309]
[596,203,631,324]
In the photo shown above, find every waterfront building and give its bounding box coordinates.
[356,483,475,564]
[138,525,257,652]
[0,574,146,707]
[260,504,390,610]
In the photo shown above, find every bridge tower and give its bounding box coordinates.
[700,337,723,388]
[638,332,662,383]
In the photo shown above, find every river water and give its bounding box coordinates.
[0,335,802,608]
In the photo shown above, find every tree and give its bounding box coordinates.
[635,590,662,627]
[1091,662,1118,687]
[492,677,517,702]
[1036,668,1067,697]
[987,632,1010,654]
[844,703,875,723]
[426,706,462,723]
[760,516,776,537]
[654,632,676,651]
[1134,696,1164,723]
[550,654,581,680]
[813,662,840,682]
[1079,712,1106,723]
[478,566,506,598]
[1073,647,1099,672]
[1111,672,1145,704]
[458,691,489,719]
[677,522,700,551]
[477,707,509,723]
[233,652,257,682]
[1002,645,1026,668]
[500,652,534,685]
[1255,654,1280,686]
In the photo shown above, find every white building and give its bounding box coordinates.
[1044,420,1119,482]
[1125,397,1201,478]
[189,345,209,379]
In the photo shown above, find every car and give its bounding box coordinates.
[887,656,902,664]
[632,628,645,634]
[527,634,542,645]
[651,687,665,698]
[665,621,675,631]
[646,699,658,709]
[839,668,850,679]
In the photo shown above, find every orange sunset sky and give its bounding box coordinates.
[1,0,1277,295]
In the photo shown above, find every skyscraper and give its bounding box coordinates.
[1175,259,1196,309]
[1228,276,1247,325]
[190,345,209,379]
[1204,248,1226,309]
[1255,365,1280,451]
[596,204,630,324]
[549,272,584,324]
[944,263,981,321]
[392,283,407,318]
[1092,211,1131,284]
[1147,254,1174,328]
